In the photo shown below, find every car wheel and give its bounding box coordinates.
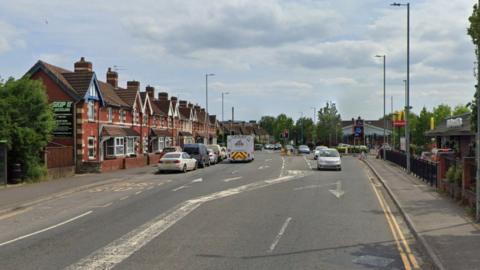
[158,170,163,174]
[182,164,187,173]
[194,162,198,170]
[317,166,321,171]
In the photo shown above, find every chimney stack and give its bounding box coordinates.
[127,80,140,91]
[106,67,118,88]
[170,96,178,103]
[158,92,168,101]
[179,100,187,108]
[188,103,194,109]
[74,57,92,72]
[146,86,155,100]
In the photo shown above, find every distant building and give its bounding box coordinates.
[341,118,392,146]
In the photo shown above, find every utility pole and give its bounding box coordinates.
[476,0,480,222]
[391,95,394,148]
[205,73,215,144]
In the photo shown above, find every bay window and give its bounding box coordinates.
[115,137,124,155]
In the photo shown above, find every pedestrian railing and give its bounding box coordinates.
[380,150,437,187]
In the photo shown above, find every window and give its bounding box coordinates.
[88,83,97,97]
[115,137,124,155]
[143,114,148,126]
[107,107,112,122]
[126,137,135,155]
[120,110,125,123]
[88,137,95,159]
[87,101,95,121]
[133,109,139,124]
[105,138,115,157]
[158,137,165,152]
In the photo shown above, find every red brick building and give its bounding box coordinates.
[27,57,218,173]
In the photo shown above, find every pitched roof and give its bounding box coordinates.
[97,81,129,108]
[209,115,216,125]
[116,88,138,107]
[102,125,140,137]
[179,107,191,119]
[152,100,171,115]
[62,72,95,98]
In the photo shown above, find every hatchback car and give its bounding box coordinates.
[317,148,341,171]
[314,146,328,159]
[298,145,310,154]
[158,152,197,173]
[208,149,218,164]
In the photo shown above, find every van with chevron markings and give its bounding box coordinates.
[227,135,254,162]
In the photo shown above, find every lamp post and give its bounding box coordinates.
[311,106,316,144]
[205,73,215,144]
[299,112,304,145]
[375,54,386,159]
[391,2,411,173]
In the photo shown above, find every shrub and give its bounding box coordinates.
[446,165,456,183]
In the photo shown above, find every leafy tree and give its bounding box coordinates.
[452,104,470,116]
[274,114,294,142]
[259,116,275,136]
[412,107,432,148]
[0,77,55,180]
[316,102,342,146]
[293,117,314,145]
[432,104,452,126]
[468,2,480,131]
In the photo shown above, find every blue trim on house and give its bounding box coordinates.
[83,74,105,106]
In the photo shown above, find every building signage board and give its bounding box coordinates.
[446,117,462,128]
[51,101,73,137]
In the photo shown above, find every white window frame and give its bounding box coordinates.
[158,137,165,152]
[115,137,124,156]
[143,136,148,154]
[87,101,95,121]
[105,138,115,157]
[126,137,135,155]
[88,137,95,159]
[120,109,125,123]
[107,107,112,123]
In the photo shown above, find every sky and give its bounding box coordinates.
[0,0,477,122]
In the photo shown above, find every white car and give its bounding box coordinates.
[317,148,341,171]
[314,146,328,160]
[158,152,197,173]
[208,149,218,165]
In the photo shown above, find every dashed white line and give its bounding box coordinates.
[231,170,238,174]
[303,155,312,170]
[224,176,242,182]
[119,196,130,201]
[172,185,189,192]
[92,202,113,208]
[146,186,154,190]
[0,211,93,247]
[268,217,292,253]
[135,191,143,195]
[191,178,203,183]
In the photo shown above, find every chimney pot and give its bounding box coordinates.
[127,80,140,91]
[158,92,168,101]
[106,67,118,88]
[146,86,155,100]
[74,57,92,72]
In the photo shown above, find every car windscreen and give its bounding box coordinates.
[183,147,199,155]
[319,150,340,157]
[163,153,181,159]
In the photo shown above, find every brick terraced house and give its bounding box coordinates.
[27,57,217,174]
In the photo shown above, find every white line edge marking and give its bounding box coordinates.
[191,178,203,183]
[135,191,143,195]
[119,196,129,201]
[172,185,188,192]
[224,176,242,182]
[0,211,92,247]
[65,174,302,270]
[268,217,292,253]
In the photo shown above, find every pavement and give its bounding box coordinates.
[0,151,429,269]
[365,157,480,270]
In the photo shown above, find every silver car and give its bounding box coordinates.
[317,148,341,171]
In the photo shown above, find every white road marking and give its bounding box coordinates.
[258,166,265,170]
[265,159,272,162]
[231,170,238,174]
[157,183,164,186]
[119,196,130,201]
[293,183,336,191]
[146,186,154,190]
[92,202,113,208]
[329,181,345,198]
[280,157,286,177]
[172,185,189,192]
[135,191,143,195]
[224,176,242,182]
[65,174,305,270]
[0,211,92,247]
[268,217,292,253]
[303,155,312,170]
[191,178,203,183]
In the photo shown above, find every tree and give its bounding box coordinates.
[294,117,314,145]
[468,2,480,131]
[274,114,294,142]
[0,77,55,180]
[412,107,432,148]
[452,104,470,116]
[259,116,275,137]
[316,102,342,146]
[432,104,452,126]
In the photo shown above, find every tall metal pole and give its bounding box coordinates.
[383,56,386,159]
[205,73,215,144]
[406,2,411,173]
[476,0,480,222]
[222,92,224,122]
[391,95,394,147]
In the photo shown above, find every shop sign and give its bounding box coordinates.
[52,101,73,137]
[446,117,462,128]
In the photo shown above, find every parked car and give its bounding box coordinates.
[208,149,218,164]
[254,144,263,150]
[183,143,210,168]
[162,146,182,153]
[285,145,295,152]
[317,148,342,171]
[207,144,222,161]
[220,147,227,160]
[158,152,197,173]
[298,145,310,154]
[314,146,328,159]
[264,144,274,150]
[274,143,282,150]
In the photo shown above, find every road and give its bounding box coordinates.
[0,151,429,269]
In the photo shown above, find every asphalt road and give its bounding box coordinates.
[0,151,428,269]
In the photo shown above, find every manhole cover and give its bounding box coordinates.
[353,255,394,268]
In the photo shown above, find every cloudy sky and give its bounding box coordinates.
[0,0,477,122]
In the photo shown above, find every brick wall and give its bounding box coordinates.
[124,156,148,169]
[101,158,124,172]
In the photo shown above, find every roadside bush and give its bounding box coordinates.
[446,165,456,183]
[454,165,463,186]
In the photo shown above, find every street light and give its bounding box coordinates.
[391,2,411,174]
[299,112,304,145]
[311,106,316,144]
[375,54,386,160]
[222,91,229,122]
[205,73,215,144]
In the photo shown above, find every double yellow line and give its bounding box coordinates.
[368,172,420,270]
